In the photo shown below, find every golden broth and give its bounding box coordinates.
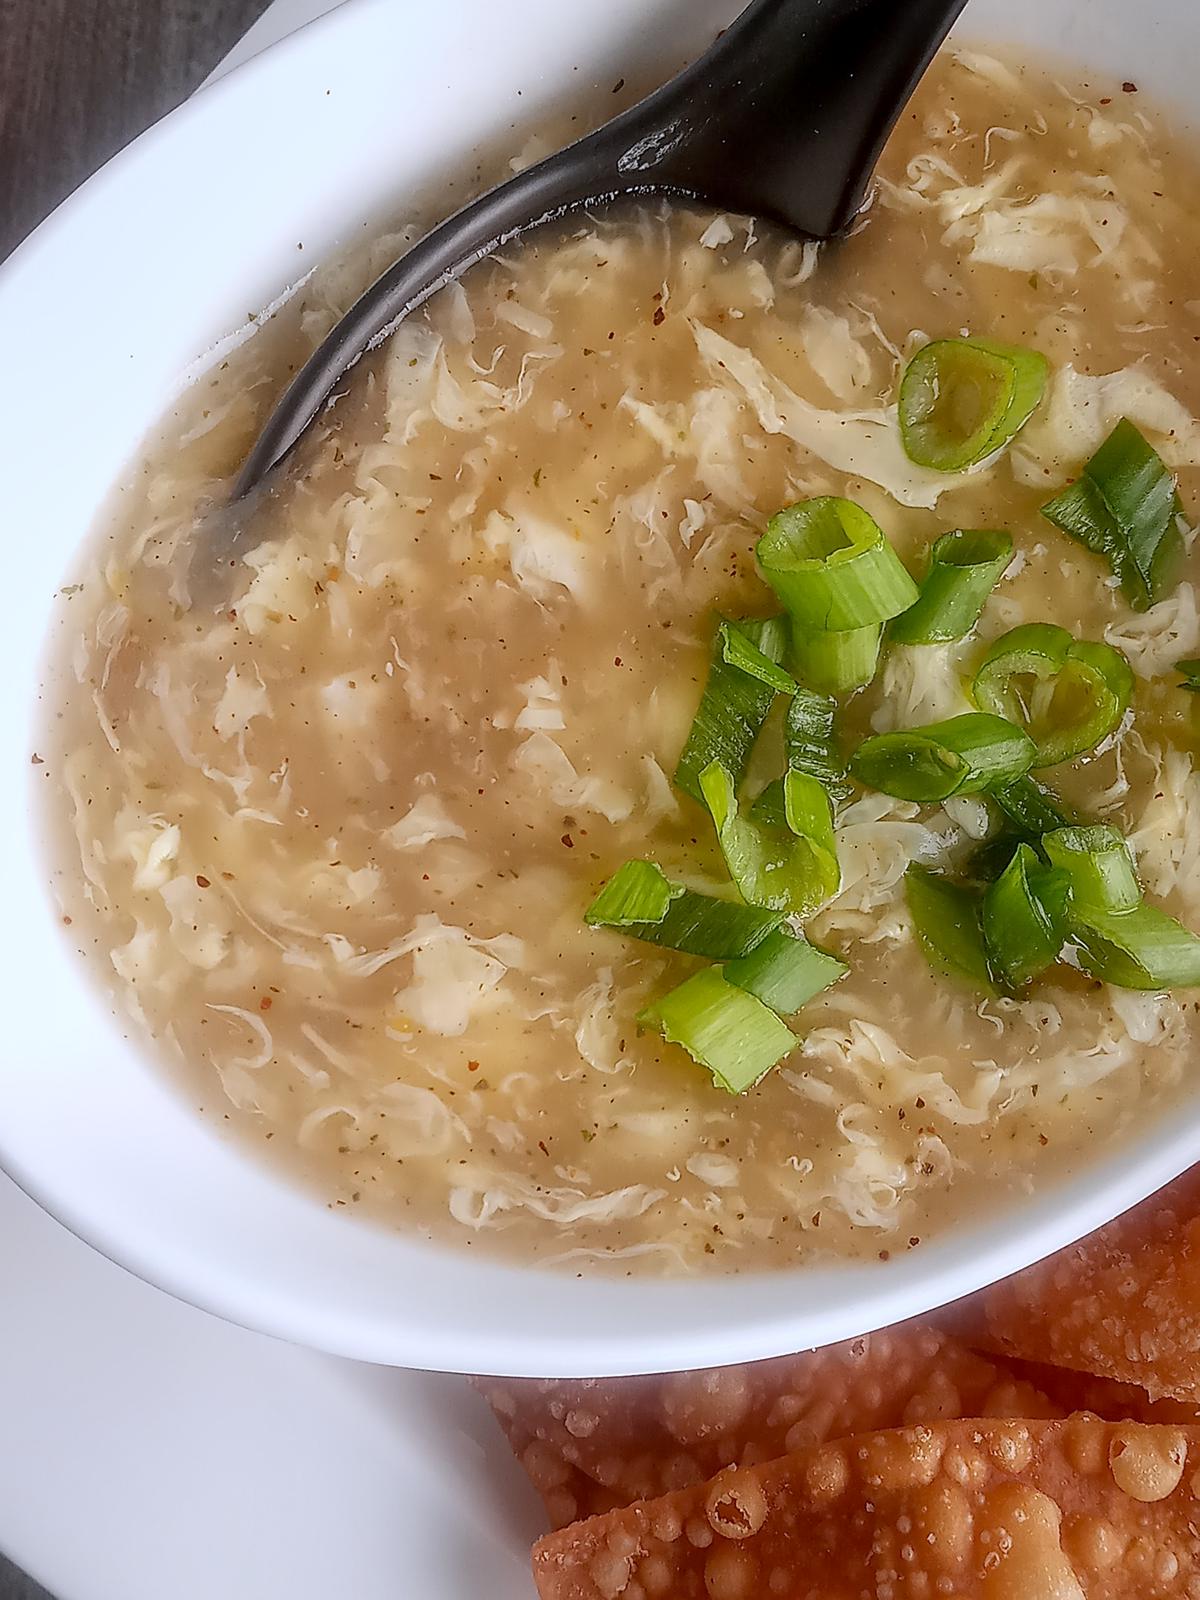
[44,51,1200,1272]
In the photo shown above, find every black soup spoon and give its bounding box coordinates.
[234,0,968,497]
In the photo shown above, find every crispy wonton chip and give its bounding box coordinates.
[973,1167,1200,1403]
[990,1356,1200,1428]
[478,1324,1061,1528]
[533,1418,1200,1600]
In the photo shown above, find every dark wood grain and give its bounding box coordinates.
[0,1559,48,1600]
[0,0,272,260]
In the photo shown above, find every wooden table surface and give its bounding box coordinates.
[0,0,270,260]
[0,8,274,1600]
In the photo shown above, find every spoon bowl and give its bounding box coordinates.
[236,0,967,495]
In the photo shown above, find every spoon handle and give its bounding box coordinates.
[237,0,965,494]
[234,140,609,494]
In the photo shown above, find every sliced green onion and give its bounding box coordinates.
[1041,419,1184,612]
[981,843,1067,991]
[849,713,1036,803]
[700,762,839,916]
[756,498,918,632]
[1042,825,1141,915]
[725,929,848,1013]
[991,775,1075,839]
[905,866,994,992]
[719,619,798,694]
[638,967,796,1093]
[963,831,1025,887]
[784,687,852,804]
[585,860,785,959]
[899,337,1048,472]
[890,528,1013,645]
[790,620,883,695]
[585,859,679,925]
[674,618,794,802]
[761,769,841,906]
[1177,659,1200,693]
[972,623,1133,767]
[1069,903,1200,990]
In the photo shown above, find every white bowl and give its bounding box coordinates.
[1,0,1197,1379]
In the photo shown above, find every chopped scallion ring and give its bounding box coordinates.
[1176,658,1200,694]
[638,967,796,1094]
[700,761,840,917]
[1041,418,1184,612]
[981,843,1068,991]
[1069,903,1200,990]
[724,929,848,1013]
[585,859,679,926]
[585,860,785,959]
[790,619,883,696]
[784,685,852,804]
[1038,824,1200,988]
[719,618,798,695]
[890,528,1013,645]
[756,497,918,632]
[972,623,1133,767]
[674,617,795,802]
[849,713,1036,803]
[899,337,1048,472]
[1041,825,1141,915]
[991,775,1075,839]
[905,866,994,993]
[963,831,1027,888]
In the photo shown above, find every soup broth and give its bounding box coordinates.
[44,51,1200,1272]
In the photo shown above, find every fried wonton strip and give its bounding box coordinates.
[990,1355,1200,1427]
[532,1419,1200,1600]
[486,1407,627,1530]
[477,1323,1061,1529]
[972,1166,1200,1403]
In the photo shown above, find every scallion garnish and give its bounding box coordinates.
[719,618,798,694]
[790,620,883,695]
[890,528,1013,645]
[1038,826,1200,988]
[991,775,1075,839]
[981,843,1068,991]
[784,685,852,804]
[1041,418,1184,611]
[898,337,1048,472]
[1069,904,1200,991]
[1041,825,1142,915]
[963,832,1026,888]
[849,713,1036,804]
[905,866,994,993]
[674,617,794,802]
[700,762,839,916]
[1177,659,1200,693]
[585,860,785,959]
[972,623,1133,767]
[724,929,848,1013]
[638,967,796,1094]
[585,859,678,925]
[756,497,919,632]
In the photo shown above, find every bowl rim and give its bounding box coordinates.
[3,0,1199,1378]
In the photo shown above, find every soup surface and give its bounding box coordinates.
[44,51,1200,1273]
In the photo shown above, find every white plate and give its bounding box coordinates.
[0,1172,539,1600]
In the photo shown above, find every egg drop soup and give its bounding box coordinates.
[44,51,1200,1274]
